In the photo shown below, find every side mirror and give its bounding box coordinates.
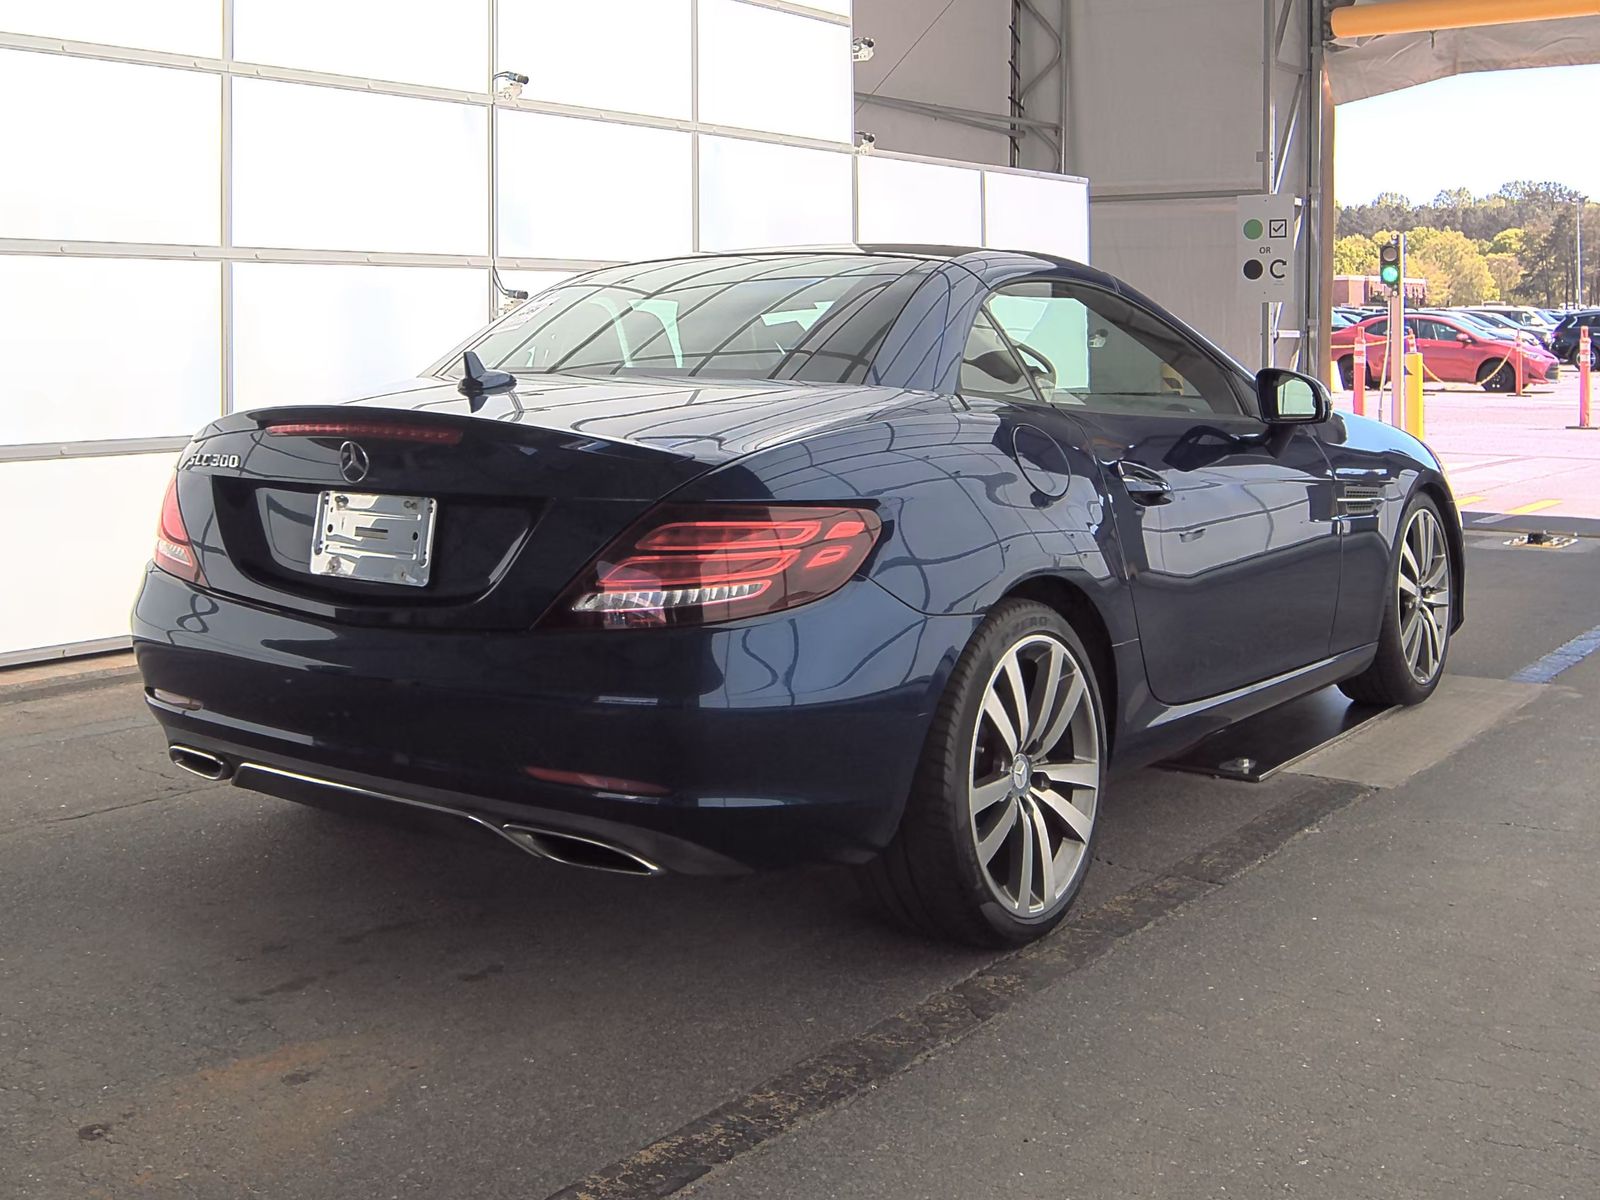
[1256,368,1331,425]
[1457,333,1473,344]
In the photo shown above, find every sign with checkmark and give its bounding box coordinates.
[1236,195,1297,302]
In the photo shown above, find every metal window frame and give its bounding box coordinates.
[1,1,1087,465]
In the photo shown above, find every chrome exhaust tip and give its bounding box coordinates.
[168,744,232,782]
[501,825,662,877]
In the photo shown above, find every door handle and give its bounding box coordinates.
[1112,459,1173,504]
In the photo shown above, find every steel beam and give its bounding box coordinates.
[1331,0,1600,39]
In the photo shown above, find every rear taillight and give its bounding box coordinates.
[543,504,883,629]
[263,421,463,445]
[153,475,205,585]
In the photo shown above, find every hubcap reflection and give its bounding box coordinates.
[1397,508,1451,685]
[969,634,1101,917]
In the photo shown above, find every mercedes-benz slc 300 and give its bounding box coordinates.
[135,248,1463,946]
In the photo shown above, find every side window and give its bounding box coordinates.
[959,310,1040,403]
[986,280,1244,417]
[1367,318,1389,336]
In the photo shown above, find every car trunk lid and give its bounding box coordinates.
[173,373,915,630]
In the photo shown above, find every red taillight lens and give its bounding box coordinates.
[153,475,204,584]
[263,421,462,445]
[544,504,883,629]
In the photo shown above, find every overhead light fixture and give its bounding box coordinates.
[855,131,877,153]
[851,36,875,63]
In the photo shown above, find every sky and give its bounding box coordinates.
[1335,63,1600,207]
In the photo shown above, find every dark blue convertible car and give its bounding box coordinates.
[135,248,1462,945]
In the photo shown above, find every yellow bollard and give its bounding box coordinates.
[1402,352,1425,440]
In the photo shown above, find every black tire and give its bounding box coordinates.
[1338,494,1453,708]
[858,600,1107,947]
[1478,360,1515,392]
[1337,357,1355,389]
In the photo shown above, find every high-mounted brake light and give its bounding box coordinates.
[153,475,205,585]
[543,504,883,629]
[263,421,462,445]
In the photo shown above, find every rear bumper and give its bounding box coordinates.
[133,566,977,873]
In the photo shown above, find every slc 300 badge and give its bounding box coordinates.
[180,452,242,470]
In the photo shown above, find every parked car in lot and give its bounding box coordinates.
[1466,305,1555,345]
[1333,311,1558,391]
[1551,310,1600,364]
[136,248,1463,946]
[1460,307,1549,348]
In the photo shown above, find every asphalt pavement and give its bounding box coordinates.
[3,531,1597,1199]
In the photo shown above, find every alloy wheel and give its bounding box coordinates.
[968,633,1101,917]
[1397,507,1451,684]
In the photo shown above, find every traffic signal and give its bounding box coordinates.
[1379,240,1401,287]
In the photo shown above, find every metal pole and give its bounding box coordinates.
[1058,0,1070,174]
[1261,0,1274,369]
[1390,233,1407,424]
[1578,196,1585,309]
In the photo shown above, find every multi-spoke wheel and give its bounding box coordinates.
[1339,495,1456,707]
[1395,506,1451,685]
[968,634,1099,917]
[859,600,1107,946]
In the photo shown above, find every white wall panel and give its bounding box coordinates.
[233,264,487,409]
[856,156,983,246]
[497,112,692,261]
[982,172,1090,261]
[0,453,176,656]
[0,52,219,245]
[0,257,220,445]
[498,0,692,118]
[232,80,485,255]
[698,137,852,252]
[0,0,219,55]
[233,0,487,90]
[698,0,851,142]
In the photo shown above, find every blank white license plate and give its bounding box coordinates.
[310,490,437,587]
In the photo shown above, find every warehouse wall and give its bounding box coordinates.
[0,0,1087,662]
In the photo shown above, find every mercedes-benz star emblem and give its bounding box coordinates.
[338,440,370,484]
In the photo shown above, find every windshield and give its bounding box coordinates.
[438,254,929,384]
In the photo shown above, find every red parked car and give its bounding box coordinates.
[1332,313,1559,392]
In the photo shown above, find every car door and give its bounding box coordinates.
[980,278,1342,704]
[1416,318,1469,382]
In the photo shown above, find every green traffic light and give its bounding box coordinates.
[1380,264,1400,285]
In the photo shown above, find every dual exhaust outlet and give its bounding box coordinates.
[166,744,661,877]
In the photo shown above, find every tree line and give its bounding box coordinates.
[1335,181,1596,307]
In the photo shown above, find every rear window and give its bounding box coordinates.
[440,254,929,384]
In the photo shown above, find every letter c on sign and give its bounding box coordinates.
[1269,259,1288,280]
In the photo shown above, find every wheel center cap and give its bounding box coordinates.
[1010,754,1032,794]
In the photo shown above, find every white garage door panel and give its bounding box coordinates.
[1092,198,1256,367]
[233,264,487,409]
[0,257,221,446]
[496,112,693,261]
[0,0,219,55]
[697,0,851,143]
[0,453,176,657]
[232,79,486,256]
[233,0,487,91]
[856,157,983,246]
[498,0,692,119]
[698,137,853,252]
[0,52,219,245]
[983,172,1090,261]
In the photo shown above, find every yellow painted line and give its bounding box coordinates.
[1506,499,1562,516]
[1454,494,1487,507]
